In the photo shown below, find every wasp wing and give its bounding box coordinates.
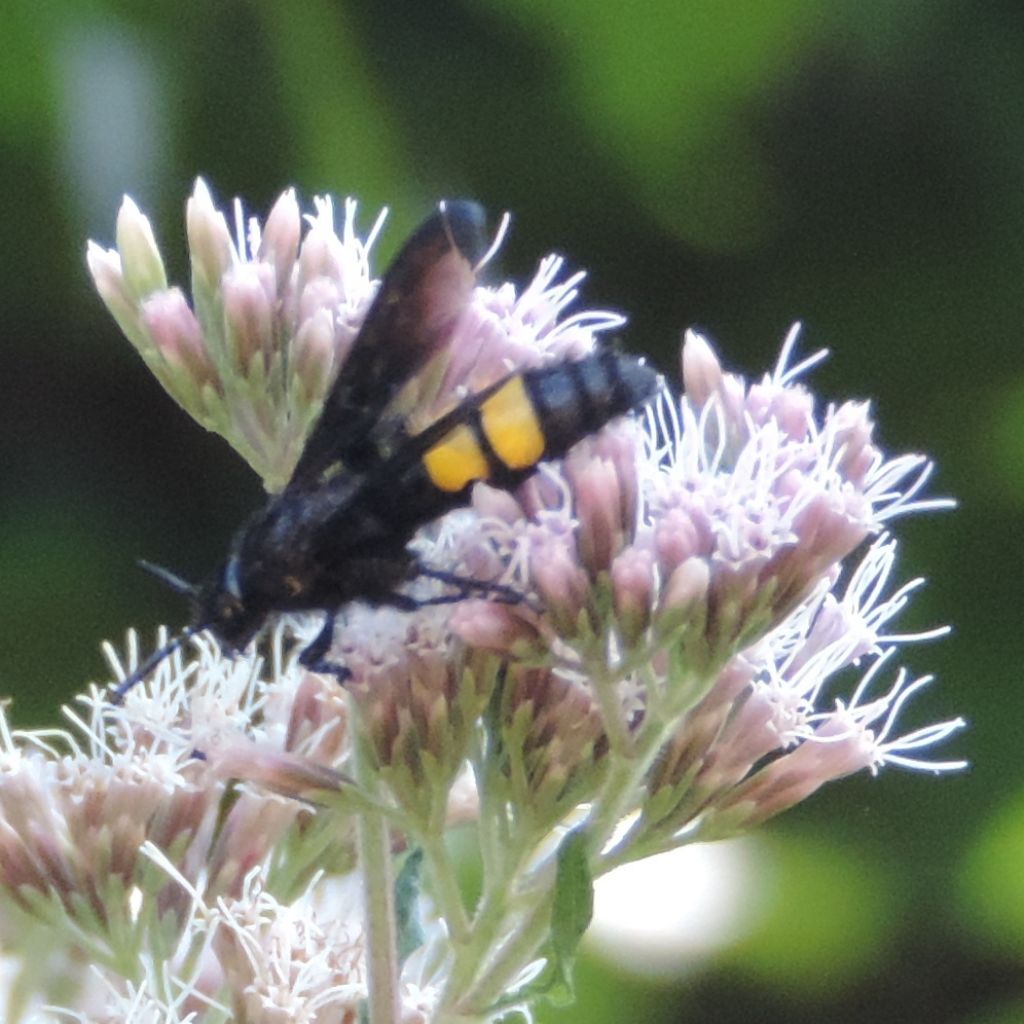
[288,199,487,488]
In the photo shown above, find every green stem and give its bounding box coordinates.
[586,654,634,758]
[354,740,401,1024]
[421,835,471,943]
[585,709,685,860]
[441,865,511,1005]
[440,815,535,1009]
[461,894,550,1011]
[440,714,517,1001]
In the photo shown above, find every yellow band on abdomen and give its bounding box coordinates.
[480,376,546,470]
[423,423,490,492]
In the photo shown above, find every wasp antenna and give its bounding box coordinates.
[475,210,510,273]
[109,624,204,704]
[438,198,459,251]
[137,559,198,597]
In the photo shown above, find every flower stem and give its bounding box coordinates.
[586,656,634,757]
[461,892,549,1011]
[586,709,685,859]
[354,738,401,1024]
[422,835,471,943]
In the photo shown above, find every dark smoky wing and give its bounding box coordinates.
[287,200,488,488]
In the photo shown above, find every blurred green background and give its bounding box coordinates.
[2,0,1022,1020]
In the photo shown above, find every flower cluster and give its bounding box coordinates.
[86,181,615,492]
[0,183,961,1021]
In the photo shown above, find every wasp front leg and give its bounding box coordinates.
[298,612,351,681]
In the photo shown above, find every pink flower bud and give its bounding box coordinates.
[654,506,704,574]
[681,329,722,407]
[115,195,167,300]
[186,177,235,289]
[450,601,543,656]
[611,546,654,646]
[223,264,274,373]
[284,671,349,764]
[660,556,710,617]
[208,737,348,801]
[258,187,301,294]
[86,242,143,341]
[297,275,342,326]
[298,217,342,284]
[831,400,878,484]
[471,482,526,524]
[569,453,626,575]
[141,288,218,388]
[711,712,874,832]
[770,385,814,440]
[530,537,591,633]
[291,309,337,398]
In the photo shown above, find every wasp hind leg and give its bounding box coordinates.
[298,613,351,681]
[415,566,524,606]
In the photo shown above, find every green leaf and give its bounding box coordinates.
[551,827,595,961]
[488,828,596,1014]
[395,847,425,965]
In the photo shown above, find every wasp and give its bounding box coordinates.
[113,200,660,700]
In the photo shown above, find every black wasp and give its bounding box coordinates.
[113,201,660,700]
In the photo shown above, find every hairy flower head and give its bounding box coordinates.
[54,184,968,1023]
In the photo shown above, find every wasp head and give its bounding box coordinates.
[111,555,269,703]
[194,556,267,655]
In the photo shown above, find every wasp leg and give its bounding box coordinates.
[298,613,351,681]
[415,566,523,606]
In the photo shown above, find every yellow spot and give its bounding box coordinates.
[424,424,489,492]
[480,376,546,469]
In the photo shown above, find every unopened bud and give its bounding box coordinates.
[141,288,218,388]
[186,177,235,291]
[681,329,722,407]
[223,264,274,373]
[115,195,167,300]
[86,242,143,343]
[611,546,654,647]
[450,601,543,657]
[258,187,301,293]
[531,537,592,634]
[291,309,337,399]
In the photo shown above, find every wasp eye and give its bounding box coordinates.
[216,592,242,621]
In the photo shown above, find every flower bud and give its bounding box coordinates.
[141,288,218,389]
[115,195,167,300]
[705,712,874,835]
[450,601,544,657]
[771,384,814,441]
[611,546,654,647]
[568,451,626,575]
[530,536,592,634]
[831,400,878,484]
[223,264,275,373]
[471,482,526,525]
[660,556,710,618]
[653,506,705,574]
[681,329,722,407]
[186,177,235,292]
[258,187,301,295]
[207,736,348,802]
[86,242,144,344]
[298,215,342,285]
[291,308,337,399]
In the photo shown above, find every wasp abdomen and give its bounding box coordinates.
[421,350,659,496]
